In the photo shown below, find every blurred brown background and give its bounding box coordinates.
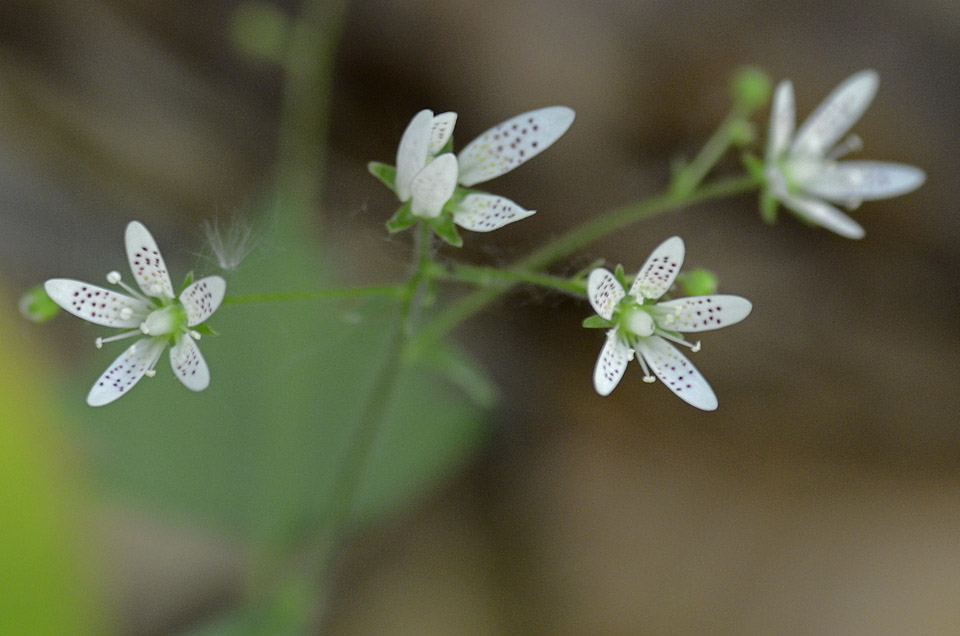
[2,0,959,634]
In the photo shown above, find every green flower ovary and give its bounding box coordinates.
[139,303,188,342]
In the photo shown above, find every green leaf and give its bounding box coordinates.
[367,161,397,192]
[385,203,417,233]
[430,214,463,248]
[582,315,613,329]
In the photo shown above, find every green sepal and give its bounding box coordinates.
[582,315,613,329]
[759,189,779,225]
[192,323,220,337]
[613,264,629,289]
[430,214,463,248]
[742,153,766,182]
[179,270,195,293]
[386,203,417,233]
[368,161,397,192]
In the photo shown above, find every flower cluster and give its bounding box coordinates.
[370,106,575,246]
[760,69,925,239]
[585,237,752,410]
[45,221,225,406]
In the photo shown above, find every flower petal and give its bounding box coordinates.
[593,330,629,396]
[457,106,575,187]
[636,336,717,411]
[396,109,434,202]
[125,221,174,299]
[86,337,165,406]
[452,193,534,232]
[428,112,457,154]
[803,161,926,204]
[44,279,148,328]
[657,295,753,332]
[587,268,625,320]
[629,236,685,300]
[409,153,458,219]
[170,335,210,392]
[766,80,795,160]
[781,192,865,239]
[179,276,226,326]
[791,69,878,158]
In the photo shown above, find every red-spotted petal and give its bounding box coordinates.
[457,106,574,187]
[586,268,625,320]
[428,112,457,154]
[804,161,926,204]
[781,192,865,239]
[629,236,684,300]
[44,279,147,328]
[636,336,717,411]
[656,295,753,332]
[767,80,795,160]
[396,109,434,202]
[180,276,226,326]
[86,337,165,406]
[410,153,458,219]
[170,336,210,392]
[791,70,878,158]
[452,194,534,232]
[594,330,629,396]
[125,221,174,299]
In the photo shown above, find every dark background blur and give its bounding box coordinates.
[2,0,959,634]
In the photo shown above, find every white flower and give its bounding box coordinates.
[586,237,752,410]
[45,221,225,406]
[393,106,575,231]
[764,69,926,239]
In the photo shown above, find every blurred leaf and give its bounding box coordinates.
[183,576,314,636]
[71,213,489,547]
[0,288,103,636]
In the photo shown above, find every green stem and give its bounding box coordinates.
[671,107,748,196]
[221,285,405,306]
[410,173,761,352]
[436,263,585,296]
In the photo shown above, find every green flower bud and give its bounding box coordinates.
[19,285,60,324]
[677,268,718,296]
[730,67,772,112]
[230,1,290,64]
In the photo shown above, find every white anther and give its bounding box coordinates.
[150,283,164,296]
[691,341,702,353]
[119,307,133,320]
[642,375,656,383]
[144,369,156,378]
[95,337,104,349]
[140,323,150,334]
[190,330,201,340]
[107,271,122,284]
